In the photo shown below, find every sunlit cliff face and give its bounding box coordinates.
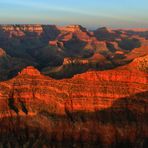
[0,25,148,147]
[0,54,148,147]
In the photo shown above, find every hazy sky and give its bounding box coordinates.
[0,0,148,28]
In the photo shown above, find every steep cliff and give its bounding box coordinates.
[0,57,147,147]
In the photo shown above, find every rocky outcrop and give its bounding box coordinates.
[1,25,43,35]
[0,62,148,113]
[129,55,148,72]
[58,25,88,33]
[0,48,6,57]
[57,25,92,42]
[0,64,148,147]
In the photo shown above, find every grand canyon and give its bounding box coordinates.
[0,24,148,147]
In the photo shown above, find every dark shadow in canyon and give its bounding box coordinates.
[93,27,121,41]
[0,91,147,147]
[118,38,141,51]
[41,25,61,41]
[0,25,145,82]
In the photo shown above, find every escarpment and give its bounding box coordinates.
[0,59,148,114]
[0,63,148,147]
[0,25,148,147]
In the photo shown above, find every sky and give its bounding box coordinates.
[0,0,148,29]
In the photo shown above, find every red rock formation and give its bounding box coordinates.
[0,48,6,57]
[0,25,148,147]
[19,66,41,76]
[0,56,148,113]
[1,24,43,36]
[0,60,147,147]
[58,25,87,33]
[0,24,148,81]
[58,25,91,41]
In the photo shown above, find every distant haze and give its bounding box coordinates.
[0,0,148,29]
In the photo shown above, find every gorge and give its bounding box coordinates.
[0,25,148,147]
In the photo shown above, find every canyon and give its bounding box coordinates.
[0,25,148,147]
[0,24,148,81]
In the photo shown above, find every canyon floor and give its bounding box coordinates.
[0,25,148,148]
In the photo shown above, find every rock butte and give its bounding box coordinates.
[19,66,41,76]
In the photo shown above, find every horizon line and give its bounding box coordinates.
[0,23,148,30]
